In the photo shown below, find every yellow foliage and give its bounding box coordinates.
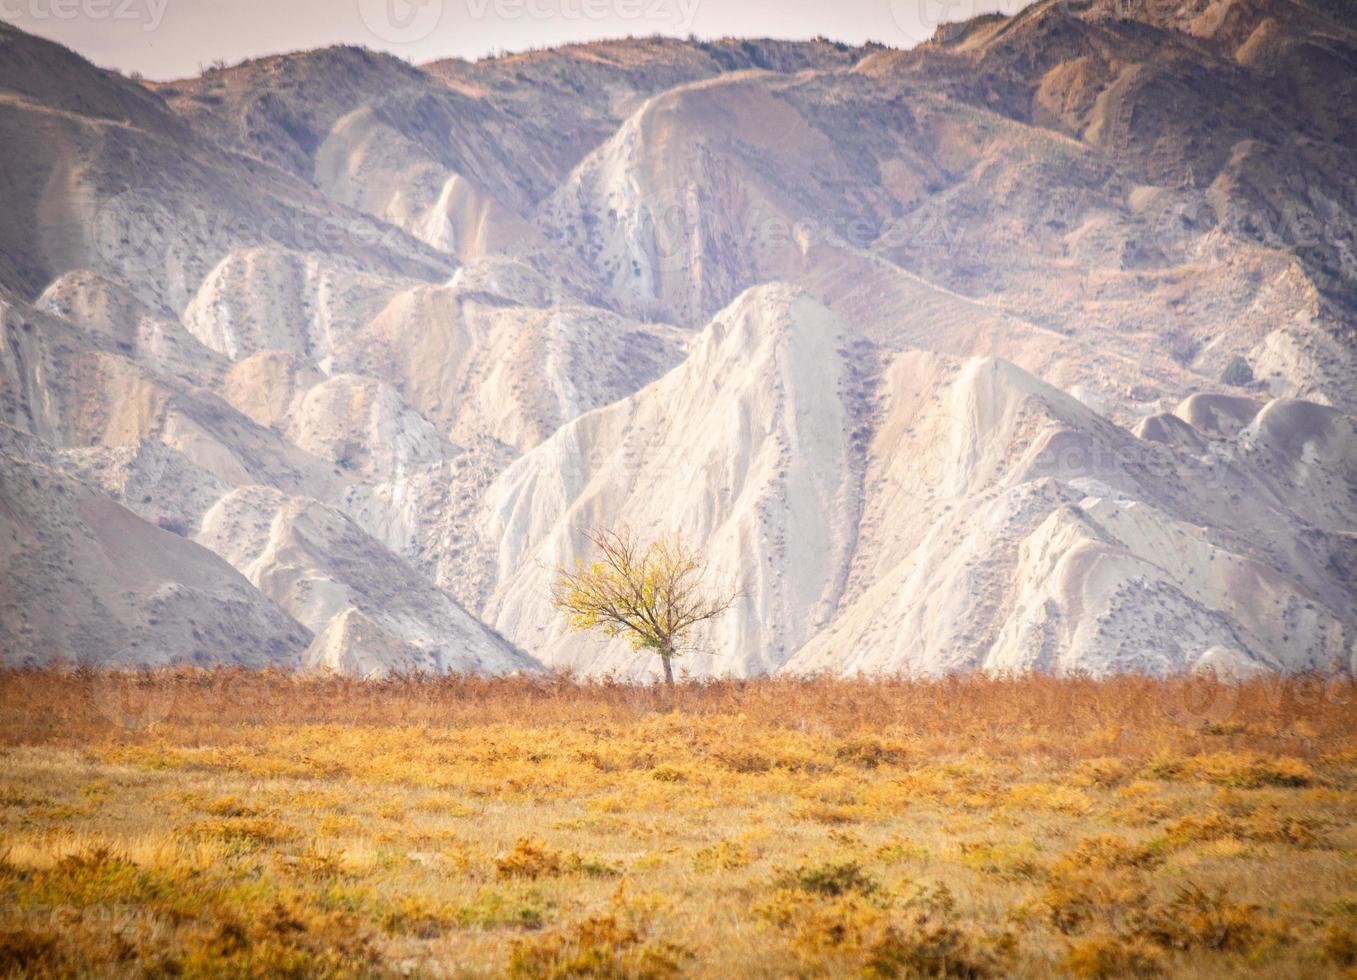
[496,837,566,880]
[1,669,1353,976]
[508,892,690,980]
[1062,934,1165,978]
[549,527,736,684]
[692,840,751,872]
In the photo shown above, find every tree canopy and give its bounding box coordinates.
[550,527,737,687]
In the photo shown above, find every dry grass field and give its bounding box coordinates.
[1,669,1355,978]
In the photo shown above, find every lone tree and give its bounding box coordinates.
[550,527,738,688]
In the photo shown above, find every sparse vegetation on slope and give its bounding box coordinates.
[1221,356,1255,388]
[2,669,1354,977]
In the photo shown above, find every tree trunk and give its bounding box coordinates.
[660,651,675,689]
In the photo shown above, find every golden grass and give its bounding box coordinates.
[1,668,1355,977]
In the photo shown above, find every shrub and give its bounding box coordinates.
[456,887,552,930]
[692,840,750,872]
[1004,783,1095,815]
[35,846,165,908]
[192,815,299,848]
[797,802,863,825]
[863,921,1012,978]
[776,860,878,898]
[1061,934,1164,978]
[956,840,1045,881]
[834,737,908,769]
[1131,884,1281,953]
[508,907,690,979]
[875,837,931,865]
[495,837,618,881]
[0,928,62,975]
[864,886,1015,979]
[1163,331,1200,367]
[761,879,1014,978]
[497,837,565,880]
[1042,866,1150,935]
[381,897,457,938]
[710,749,772,774]
[1073,758,1133,788]
[1164,808,1325,848]
[1056,836,1164,873]
[1220,356,1254,386]
[1321,924,1357,967]
[281,847,344,880]
[182,902,377,976]
[649,765,687,783]
[204,794,263,817]
[1192,752,1317,788]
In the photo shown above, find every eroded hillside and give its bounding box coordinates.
[0,1,1353,677]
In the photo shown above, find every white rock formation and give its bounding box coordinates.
[468,291,1355,679]
[339,281,688,451]
[471,284,872,679]
[0,444,309,667]
[37,270,226,388]
[314,106,539,261]
[182,246,408,367]
[197,486,532,675]
[786,356,1357,677]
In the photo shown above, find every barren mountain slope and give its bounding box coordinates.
[181,245,415,367]
[591,85,1334,402]
[0,22,449,316]
[338,278,688,452]
[37,270,228,389]
[160,38,871,260]
[530,1,1355,414]
[0,23,703,673]
[0,8,1353,677]
[861,0,1357,398]
[467,286,877,679]
[786,354,1357,676]
[0,434,310,668]
[0,294,334,500]
[197,485,530,676]
[471,289,1355,679]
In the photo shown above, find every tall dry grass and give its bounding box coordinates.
[1,668,1354,977]
[3,667,1352,759]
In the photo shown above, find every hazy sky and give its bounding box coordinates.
[4,0,1027,80]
